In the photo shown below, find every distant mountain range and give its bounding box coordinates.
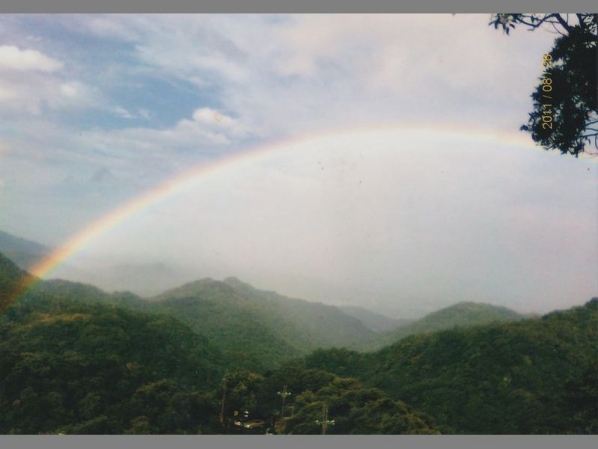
[303,297,598,434]
[0,230,50,270]
[0,229,198,297]
[0,230,530,343]
[338,305,412,332]
[1,249,596,435]
[1,245,527,370]
[353,301,527,351]
[147,276,378,371]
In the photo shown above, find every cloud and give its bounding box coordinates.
[0,45,63,72]
[112,105,136,119]
[0,84,16,101]
[60,83,78,97]
[0,58,94,115]
[92,14,555,139]
[1,16,595,316]
[90,167,112,183]
[138,108,151,120]
[5,15,555,138]
[72,129,597,313]
[75,106,253,173]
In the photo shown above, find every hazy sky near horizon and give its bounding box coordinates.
[0,14,596,316]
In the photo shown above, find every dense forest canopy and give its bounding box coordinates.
[0,252,596,434]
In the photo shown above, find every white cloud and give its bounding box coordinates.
[14,15,555,138]
[60,83,78,97]
[0,45,63,72]
[0,68,123,116]
[112,106,135,119]
[138,108,151,120]
[190,107,249,137]
[1,15,595,316]
[94,14,555,140]
[0,83,16,101]
[76,106,253,168]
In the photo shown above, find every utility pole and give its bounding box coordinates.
[315,403,335,435]
[277,385,292,419]
[219,372,228,426]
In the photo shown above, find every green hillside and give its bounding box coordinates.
[0,252,442,435]
[0,230,50,271]
[148,277,376,370]
[0,272,231,434]
[27,278,149,310]
[354,301,525,351]
[0,252,37,313]
[222,277,375,349]
[256,364,440,435]
[3,251,597,434]
[23,273,378,372]
[22,272,378,372]
[303,298,598,434]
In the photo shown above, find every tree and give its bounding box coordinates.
[490,14,598,157]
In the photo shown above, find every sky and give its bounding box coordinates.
[0,14,596,318]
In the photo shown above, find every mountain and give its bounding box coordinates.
[0,257,235,434]
[0,230,50,271]
[354,301,526,351]
[148,276,377,371]
[338,305,411,332]
[4,255,378,373]
[221,277,376,349]
[302,298,598,434]
[0,251,38,313]
[2,251,596,434]
[52,260,199,298]
[258,365,440,435]
[0,298,228,434]
[0,255,438,435]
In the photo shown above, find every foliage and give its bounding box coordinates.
[354,301,525,351]
[0,288,227,434]
[490,13,598,156]
[277,371,439,435]
[147,277,376,371]
[2,252,597,434]
[0,253,37,314]
[302,298,598,434]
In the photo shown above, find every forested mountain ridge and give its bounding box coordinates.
[2,251,596,434]
[0,252,37,313]
[11,264,379,372]
[149,276,378,370]
[0,230,50,271]
[354,301,526,351]
[0,259,230,434]
[303,298,598,434]
[0,252,441,434]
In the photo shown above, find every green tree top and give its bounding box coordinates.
[490,13,598,157]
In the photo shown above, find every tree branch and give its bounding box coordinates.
[549,22,567,36]
[555,14,574,33]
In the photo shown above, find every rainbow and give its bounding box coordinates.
[12,124,563,299]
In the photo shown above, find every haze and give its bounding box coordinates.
[0,14,596,318]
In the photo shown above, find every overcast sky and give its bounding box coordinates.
[0,14,596,317]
